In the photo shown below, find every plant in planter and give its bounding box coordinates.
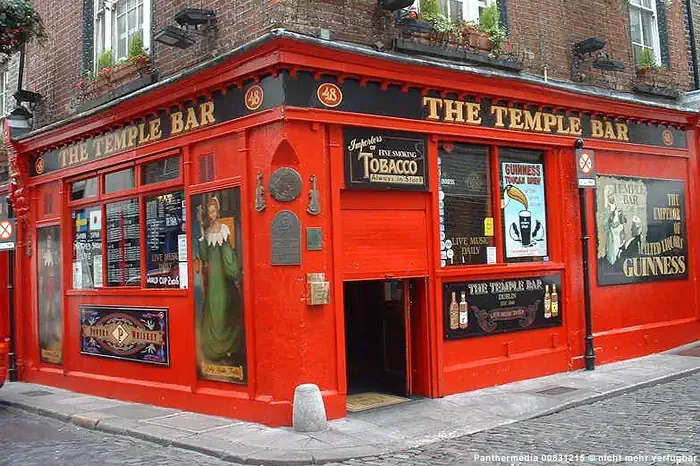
[0,0,47,59]
[127,32,149,68]
[96,49,114,79]
[478,3,506,54]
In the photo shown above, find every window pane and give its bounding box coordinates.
[72,206,103,289]
[142,155,181,185]
[104,168,135,194]
[633,44,643,64]
[106,199,140,286]
[641,10,654,48]
[641,0,652,8]
[127,8,137,33]
[71,177,98,201]
[146,191,186,288]
[438,143,494,266]
[116,0,126,16]
[500,148,547,263]
[629,9,642,44]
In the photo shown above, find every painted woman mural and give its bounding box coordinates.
[38,226,62,364]
[192,189,246,383]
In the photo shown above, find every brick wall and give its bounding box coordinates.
[20,0,695,131]
[686,0,700,88]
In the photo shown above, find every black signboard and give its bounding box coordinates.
[344,128,427,190]
[80,305,169,366]
[444,274,562,339]
[145,191,185,288]
[106,199,141,286]
[595,176,687,286]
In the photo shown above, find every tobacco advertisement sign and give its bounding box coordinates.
[344,128,427,190]
[595,176,687,285]
[444,274,562,339]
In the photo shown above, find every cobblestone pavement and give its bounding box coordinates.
[1,374,698,466]
[0,404,239,466]
[337,373,700,466]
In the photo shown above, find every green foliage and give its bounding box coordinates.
[0,0,47,58]
[128,32,146,59]
[96,49,113,71]
[478,3,506,54]
[638,47,658,70]
[419,0,441,18]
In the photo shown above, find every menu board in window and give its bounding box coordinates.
[438,142,495,266]
[106,199,141,286]
[146,191,186,288]
[72,206,102,289]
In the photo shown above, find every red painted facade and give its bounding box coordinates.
[6,36,700,426]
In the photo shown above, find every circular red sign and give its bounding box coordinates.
[317,83,343,108]
[579,151,593,174]
[0,221,13,240]
[245,85,264,111]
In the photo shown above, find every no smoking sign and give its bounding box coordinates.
[576,148,596,188]
[0,218,16,250]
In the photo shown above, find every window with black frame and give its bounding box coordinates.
[438,142,495,266]
[500,147,548,263]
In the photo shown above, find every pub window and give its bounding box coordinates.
[104,167,135,194]
[69,153,184,290]
[500,148,547,263]
[142,155,180,185]
[71,177,98,201]
[94,0,151,67]
[438,142,494,266]
[106,199,140,286]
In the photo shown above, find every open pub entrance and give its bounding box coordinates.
[344,278,426,411]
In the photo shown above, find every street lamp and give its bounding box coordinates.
[5,106,33,139]
[154,25,196,49]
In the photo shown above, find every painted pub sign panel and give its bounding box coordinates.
[444,274,562,339]
[344,128,428,190]
[80,305,169,365]
[595,176,687,286]
[502,162,547,259]
[191,188,247,384]
[38,226,63,364]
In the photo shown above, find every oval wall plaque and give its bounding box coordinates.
[269,167,302,202]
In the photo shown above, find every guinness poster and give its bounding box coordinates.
[80,305,169,365]
[444,274,562,339]
[595,176,687,286]
[344,128,427,190]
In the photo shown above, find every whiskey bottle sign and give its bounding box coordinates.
[444,274,563,339]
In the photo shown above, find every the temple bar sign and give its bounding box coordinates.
[421,97,684,146]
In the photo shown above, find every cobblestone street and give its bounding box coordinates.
[0,373,698,466]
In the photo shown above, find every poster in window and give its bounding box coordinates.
[146,191,186,288]
[502,162,547,258]
[106,199,141,286]
[438,143,493,266]
[595,176,687,285]
[73,206,102,289]
[38,226,62,364]
[191,188,246,384]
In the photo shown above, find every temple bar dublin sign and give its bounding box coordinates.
[443,274,563,339]
[31,71,688,178]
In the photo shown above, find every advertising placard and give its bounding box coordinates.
[595,176,687,285]
[444,274,562,339]
[502,162,548,259]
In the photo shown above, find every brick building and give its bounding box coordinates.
[2,0,700,425]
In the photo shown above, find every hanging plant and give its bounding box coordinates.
[0,0,47,59]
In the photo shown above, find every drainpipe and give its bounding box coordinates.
[686,0,700,89]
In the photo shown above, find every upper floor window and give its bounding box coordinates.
[439,0,494,23]
[0,71,10,117]
[629,0,661,66]
[94,0,151,67]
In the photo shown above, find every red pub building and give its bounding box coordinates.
[3,0,700,427]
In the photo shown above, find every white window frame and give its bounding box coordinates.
[629,0,662,65]
[440,0,494,24]
[93,0,151,69]
[0,71,9,117]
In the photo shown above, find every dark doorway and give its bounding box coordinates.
[344,279,409,397]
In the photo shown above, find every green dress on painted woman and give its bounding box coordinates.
[197,198,243,362]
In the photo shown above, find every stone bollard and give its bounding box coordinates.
[293,383,327,432]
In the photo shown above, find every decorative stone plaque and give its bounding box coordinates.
[269,167,302,202]
[271,210,301,265]
[306,227,322,251]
